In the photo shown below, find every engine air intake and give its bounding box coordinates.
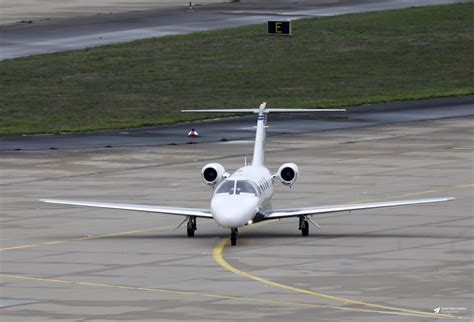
[201,163,227,186]
[203,168,217,182]
[276,162,299,186]
[281,167,295,182]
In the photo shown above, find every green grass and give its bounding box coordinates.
[0,3,473,135]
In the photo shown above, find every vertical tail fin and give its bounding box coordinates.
[251,102,267,166]
[182,103,345,167]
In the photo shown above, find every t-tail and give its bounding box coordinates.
[182,102,345,167]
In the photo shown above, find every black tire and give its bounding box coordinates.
[187,217,196,237]
[301,220,309,236]
[230,229,238,246]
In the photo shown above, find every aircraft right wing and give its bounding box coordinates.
[264,197,454,220]
[40,199,213,218]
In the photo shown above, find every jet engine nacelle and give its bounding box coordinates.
[276,163,299,186]
[201,163,227,186]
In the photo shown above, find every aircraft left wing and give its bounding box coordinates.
[264,197,454,220]
[40,199,213,218]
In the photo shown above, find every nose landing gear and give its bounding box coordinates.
[299,216,309,236]
[187,216,197,237]
[230,228,238,246]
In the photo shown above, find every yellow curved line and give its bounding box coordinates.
[213,238,469,320]
[3,185,472,316]
[210,182,473,319]
[2,185,472,318]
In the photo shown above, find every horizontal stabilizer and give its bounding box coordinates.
[181,108,345,114]
[267,108,345,113]
[182,109,258,113]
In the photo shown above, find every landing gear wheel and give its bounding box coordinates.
[299,216,309,237]
[230,228,238,246]
[187,227,195,237]
[301,221,309,236]
[187,217,197,237]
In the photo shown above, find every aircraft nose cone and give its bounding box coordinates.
[211,195,259,228]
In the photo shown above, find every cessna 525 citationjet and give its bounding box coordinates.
[41,102,454,246]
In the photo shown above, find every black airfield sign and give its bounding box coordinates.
[267,21,291,35]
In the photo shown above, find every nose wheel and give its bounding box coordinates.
[187,216,197,237]
[299,216,309,236]
[230,228,238,246]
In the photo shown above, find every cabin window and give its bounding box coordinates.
[216,180,235,194]
[236,180,258,196]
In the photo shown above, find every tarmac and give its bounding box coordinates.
[1,116,473,321]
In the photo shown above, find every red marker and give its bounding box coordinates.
[188,128,199,137]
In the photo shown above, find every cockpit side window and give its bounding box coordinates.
[216,180,235,194]
[236,180,258,196]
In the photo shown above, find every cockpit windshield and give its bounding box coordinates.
[216,180,235,194]
[215,180,258,196]
[236,180,258,196]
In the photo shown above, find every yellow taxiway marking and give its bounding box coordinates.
[0,244,39,251]
[213,239,469,320]
[0,220,214,252]
[0,224,177,251]
[213,183,474,321]
[1,184,472,318]
[0,273,449,318]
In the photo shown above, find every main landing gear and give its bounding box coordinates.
[299,216,309,236]
[187,216,197,237]
[230,228,238,246]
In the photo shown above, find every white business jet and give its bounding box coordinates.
[41,102,454,246]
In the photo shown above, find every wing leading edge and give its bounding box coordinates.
[265,197,454,220]
[40,199,213,218]
[41,197,454,221]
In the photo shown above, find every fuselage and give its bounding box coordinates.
[211,165,273,228]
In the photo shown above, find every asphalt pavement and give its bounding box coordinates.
[1,116,472,321]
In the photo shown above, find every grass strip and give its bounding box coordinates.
[0,3,473,135]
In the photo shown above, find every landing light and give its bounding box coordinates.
[247,220,253,225]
